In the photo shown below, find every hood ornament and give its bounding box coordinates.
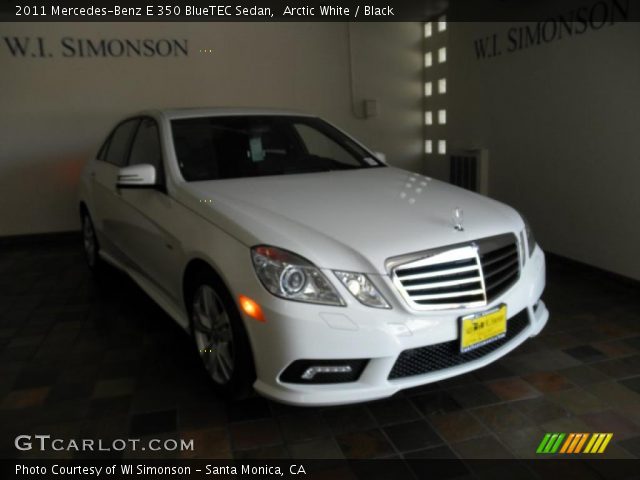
[452,207,464,231]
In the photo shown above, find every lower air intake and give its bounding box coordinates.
[388,309,529,380]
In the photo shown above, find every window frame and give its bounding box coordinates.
[96,115,167,193]
[99,117,141,168]
[126,116,167,190]
[96,135,111,161]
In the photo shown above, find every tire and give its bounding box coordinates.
[81,211,103,274]
[187,269,255,399]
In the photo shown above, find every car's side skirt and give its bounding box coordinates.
[99,250,190,331]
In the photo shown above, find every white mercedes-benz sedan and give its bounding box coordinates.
[78,108,548,406]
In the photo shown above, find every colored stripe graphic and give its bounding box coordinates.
[559,433,575,453]
[536,433,552,453]
[574,433,589,453]
[584,433,598,453]
[584,433,614,454]
[591,433,606,453]
[544,433,559,453]
[538,433,614,454]
[567,433,583,453]
[550,433,565,453]
[598,433,613,453]
[536,433,565,454]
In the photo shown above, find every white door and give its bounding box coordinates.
[92,118,140,263]
[116,117,182,300]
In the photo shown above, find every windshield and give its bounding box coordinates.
[171,115,384,181]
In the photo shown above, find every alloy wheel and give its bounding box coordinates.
[192,285,235,385]
[82,216,97,268]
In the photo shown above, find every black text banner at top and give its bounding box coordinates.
[4,0,638,22]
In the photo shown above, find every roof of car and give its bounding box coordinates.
[146,107,316,120]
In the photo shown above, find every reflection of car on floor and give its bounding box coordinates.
[78,108,548,405]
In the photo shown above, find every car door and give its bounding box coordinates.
[116,117,182,301]
[92,118,140,263]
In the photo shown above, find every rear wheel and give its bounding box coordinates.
[188,270,255,399]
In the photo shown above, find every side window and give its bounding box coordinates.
[128,118,162,173]
[104,119,139,167]
[294,123,360,167]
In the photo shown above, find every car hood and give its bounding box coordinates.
[181,167,523,274]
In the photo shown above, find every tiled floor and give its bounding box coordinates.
[0,238,639,460]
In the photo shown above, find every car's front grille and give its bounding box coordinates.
[388,309,529,380]
[480,241,520,300]
[390,233,520,310]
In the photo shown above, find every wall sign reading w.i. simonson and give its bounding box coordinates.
[2,37,189,58]
[473,0,629,60]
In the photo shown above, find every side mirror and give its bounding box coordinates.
[116,164,157,189]
[374,151,387,164]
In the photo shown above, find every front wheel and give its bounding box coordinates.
[188,271,255,399]
[81,211,102,273]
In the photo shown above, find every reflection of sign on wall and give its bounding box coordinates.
[473,0,629,60]
[2,37,189,58]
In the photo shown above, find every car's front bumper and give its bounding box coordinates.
[242,246,548,406]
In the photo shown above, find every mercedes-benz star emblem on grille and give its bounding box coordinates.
[452,207,464,231]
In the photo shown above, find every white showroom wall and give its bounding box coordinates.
[437,20,640,280]
[0,22,423,236]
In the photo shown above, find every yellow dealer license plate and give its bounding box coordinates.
[460,305,507,353]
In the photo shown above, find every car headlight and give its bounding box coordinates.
[251,246,344,306]
[522,216,536,257]
[334,271,391,309]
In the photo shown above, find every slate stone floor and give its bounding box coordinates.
[0,238,639,462]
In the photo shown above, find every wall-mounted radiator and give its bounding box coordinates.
[449,149,489,195]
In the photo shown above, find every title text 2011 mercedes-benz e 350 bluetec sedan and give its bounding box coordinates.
[79,108,548,405]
